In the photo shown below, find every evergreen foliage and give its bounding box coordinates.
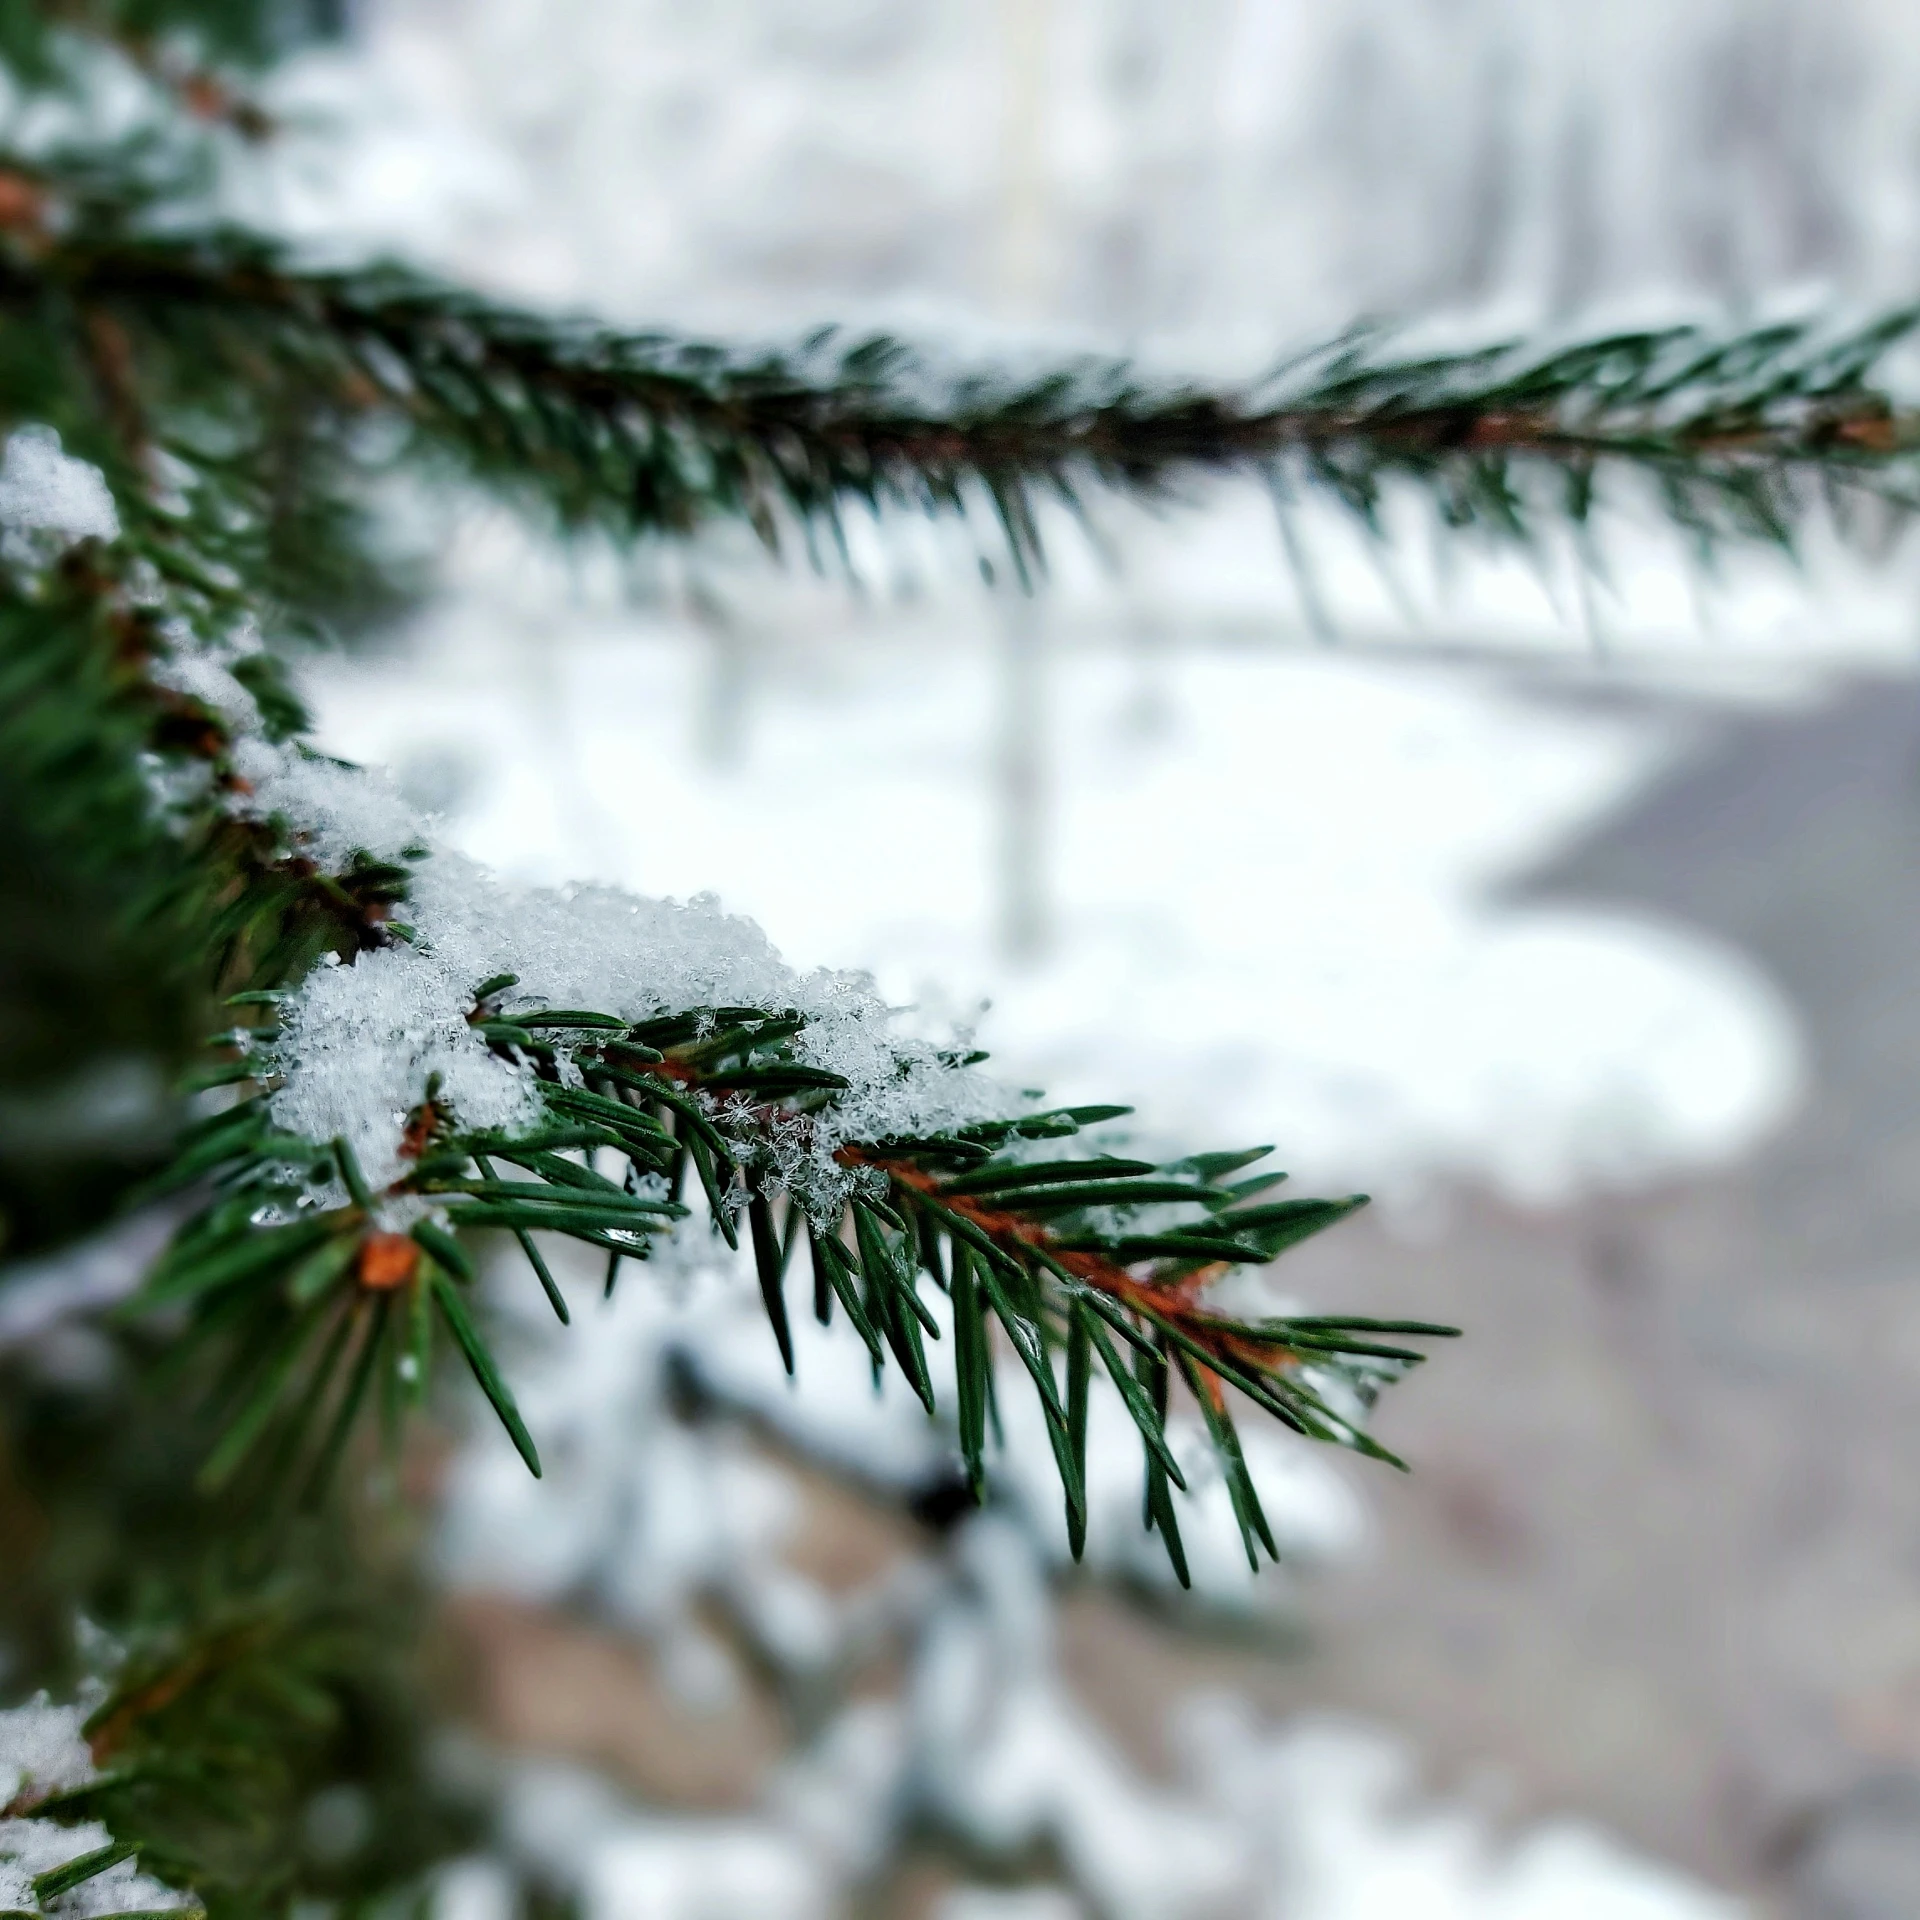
[3,7,1918,1918]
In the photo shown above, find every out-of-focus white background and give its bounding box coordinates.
[231,4,1920,1916]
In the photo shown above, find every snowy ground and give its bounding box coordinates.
[429,1231,1750,1920]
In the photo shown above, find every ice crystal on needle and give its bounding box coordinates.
[268,942,546,1197]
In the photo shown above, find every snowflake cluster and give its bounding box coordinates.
[0,1694,195,1920]
[0,426,119,566]
[268,847,1019,1209]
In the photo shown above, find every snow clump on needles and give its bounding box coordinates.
[269,847,1018,1203]
[231,687,1023,1216]
[0,1694,197,1919]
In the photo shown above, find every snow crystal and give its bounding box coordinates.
[0,1816,116,1877]
[0,1698,194,1918]
[0,1697,93,1808]
[232,739,428,871]
[0,1859,31,1912]
[149,649,261,732]
[0,427,118,548]
[269,941,544,1198]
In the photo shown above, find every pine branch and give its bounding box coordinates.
[14,527,1447,1577]
[1,1,329,88]
[51,1578,464,1917]
[140,996,1455,1580]
[0,513,1449,1563]
[2,186,1918,578]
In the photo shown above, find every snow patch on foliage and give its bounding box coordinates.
[0,1697,95,1809]
[409,854,1018,1187]
[149,639,260,735]
[115,616,1017,1203]
[0,1695,195,1919]
[268,943,545,1197]
[0,427,118,551]
[232,740,429,872]
[264,810,1015,1205]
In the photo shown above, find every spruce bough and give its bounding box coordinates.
[4,8,1918,1917]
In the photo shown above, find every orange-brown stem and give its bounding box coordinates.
[576,1047,1300,1386]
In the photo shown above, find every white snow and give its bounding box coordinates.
[148,640,261,735]
[0,1696,195,1918]
[582,1823,828,1920]
[0,427,118,550]
[431,1856,519,1920]
[494,1762,836,1920]
[264,839,1019,1206]
[1176,1703,1747,1920]
[0,1697,95,1809]
[231,744,429,874]
[912,1517,1250,1920]
[267,938,545,1198]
